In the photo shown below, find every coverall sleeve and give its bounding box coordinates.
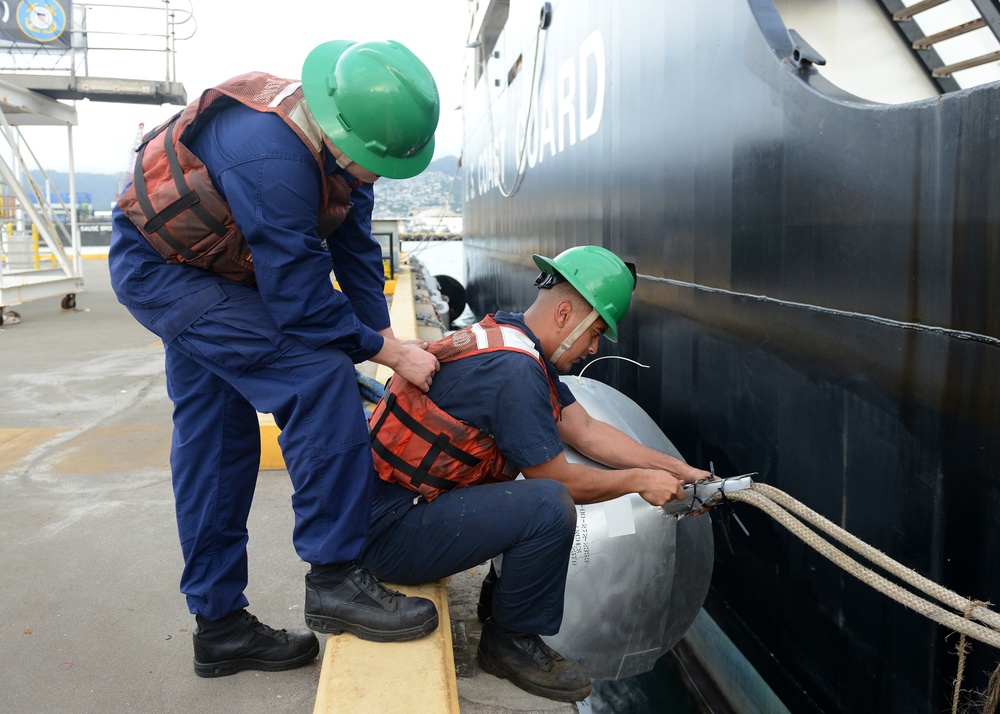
[216,154,385,362]
[325,181,392,332]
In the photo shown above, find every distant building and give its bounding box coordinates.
[404,207,462,234]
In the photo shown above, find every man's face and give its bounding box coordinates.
[553,315,608,373]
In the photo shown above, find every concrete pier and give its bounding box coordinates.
[1,255,576,714]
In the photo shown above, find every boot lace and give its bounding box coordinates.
[237,610,286,638]
[519,633,563,668]
[350,560,403,604]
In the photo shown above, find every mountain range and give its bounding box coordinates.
[30,156,463,218]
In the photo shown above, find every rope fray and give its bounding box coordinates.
[726,483,1000,713]
[984,662,1000,714]
[952,601,1000,714]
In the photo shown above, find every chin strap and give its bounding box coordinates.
[549,309,600,364]
[335,152,353,170]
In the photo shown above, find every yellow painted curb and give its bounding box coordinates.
[312,579,460,714]
[258,412,284,471]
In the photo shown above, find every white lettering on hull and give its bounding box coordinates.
[466,29,606,200]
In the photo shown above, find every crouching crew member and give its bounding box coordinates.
[364,246,710,702]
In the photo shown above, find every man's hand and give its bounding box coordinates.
[392,343,439,391]
[370,337,439,392]
[671,462,713,485]
[636,469,686,506]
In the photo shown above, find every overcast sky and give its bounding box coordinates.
[18,0,470,175]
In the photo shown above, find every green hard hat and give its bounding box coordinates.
[533,245,636,342]
[301,40,440,179]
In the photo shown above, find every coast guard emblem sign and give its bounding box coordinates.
[0,0,70,47]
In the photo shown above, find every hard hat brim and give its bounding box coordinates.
[301,40,435,180]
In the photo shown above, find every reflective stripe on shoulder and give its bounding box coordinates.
[286,96,325,152]
[498,326,540,358]
[470,321,540,359]
[269,82,301,107]
[471,322,490,349]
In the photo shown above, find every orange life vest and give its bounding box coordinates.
[117,72,354,285]
[369,315,563,501]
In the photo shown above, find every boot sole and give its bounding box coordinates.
[477,649,592,703]
[193,640,320,678]
[305,612,439,642]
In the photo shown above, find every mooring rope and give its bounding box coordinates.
[726,483,1000,714]
[748,484,1000,632]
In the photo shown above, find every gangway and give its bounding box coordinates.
[0,1,191,324]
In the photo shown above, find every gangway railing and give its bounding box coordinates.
[876,0,1000,92]
[0,1,190,105]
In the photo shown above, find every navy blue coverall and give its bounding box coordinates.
[363,312,578,636]
[109,102,389,620]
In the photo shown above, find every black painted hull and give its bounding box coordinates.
[461,1,1000,712]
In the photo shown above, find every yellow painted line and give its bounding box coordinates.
[50,425,171,473]
[259,265,416,471]
[0,428,73,469]
[0,426,171,473]
[312,580,460,714]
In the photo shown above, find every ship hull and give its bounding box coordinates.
[461,1,1000,712]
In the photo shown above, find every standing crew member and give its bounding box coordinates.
[110,40,441,677]
[363,245,711,702]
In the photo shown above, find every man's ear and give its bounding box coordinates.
[555,299,574,329]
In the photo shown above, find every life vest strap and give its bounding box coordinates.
[368,388,397,441]
[131,121,200,263]
[141,189,201,234]
[371,388,482,468]
[372,437,459,493]
[162,121,230,240]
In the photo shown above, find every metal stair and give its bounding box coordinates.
[875,0,1000,92]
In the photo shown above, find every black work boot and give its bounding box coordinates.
[304,560,438,642]
[477,620,592,702]
[192,609,319,678]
